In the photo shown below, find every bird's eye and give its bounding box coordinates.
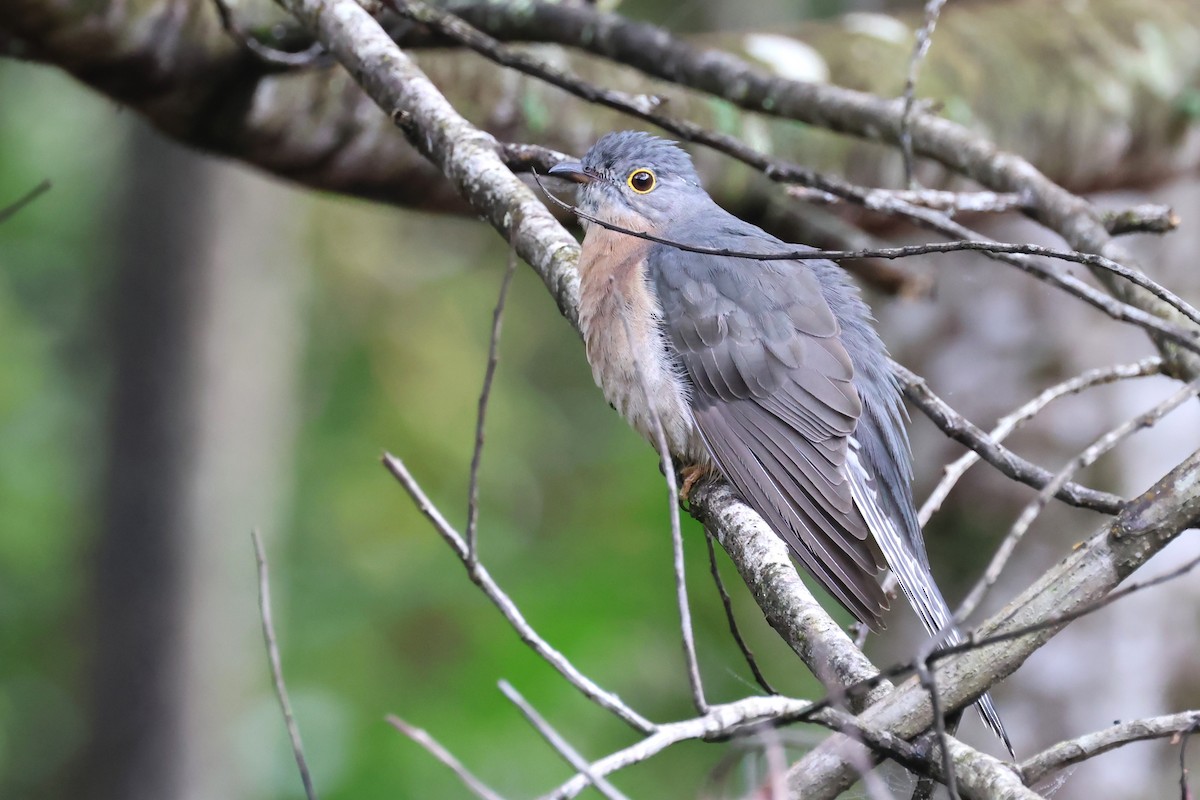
[627,169,656,194]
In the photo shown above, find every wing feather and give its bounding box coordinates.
[650,239,889,627]
[692,401,885,625]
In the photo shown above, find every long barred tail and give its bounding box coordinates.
[846,436,1014,756]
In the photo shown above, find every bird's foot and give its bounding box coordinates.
[679,463,713,503]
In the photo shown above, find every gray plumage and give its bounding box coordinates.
[551,131,1011,752]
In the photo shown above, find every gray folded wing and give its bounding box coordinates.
[649,242,889,628]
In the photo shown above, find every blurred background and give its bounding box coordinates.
[1,0,1199,798]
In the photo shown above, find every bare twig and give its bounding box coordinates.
[386,715,506,800]
[542,696,813,800]
[1018,711,1200,785]
[792,186,1026,216]
[954,551,1200,666]
[899,0,947,187]
[704,529,776,696]
[536,178,1200,339]
[450,2,1196,357]
[211,0,326,67]
[913,655,959,800]
[251,530,319,800]
[0,179,50,224]
[803,625,894,800]
[389,0,860,199]
[1182,719,1198,800]
[894,364,1125,514]
[499,681,631,800]
[956,378,1200,622]
[613,282,707,714]
[543,695,936,800]
[688,479,892,703]
[500,142,573,175]
[466,250,517,561]
[1104,204,1180,236]
[786,449,1200,797]
[530,528,1200,800]
[864,198,1200,355]
[766,550,1200,750]
[919,358,1164,526]
[452,0,1195,359]
[382,452,655,732]
[442,0,1182,244]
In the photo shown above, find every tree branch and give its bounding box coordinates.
[383,451,653,733]
[1019,711,1200,786]
[252,530,319,800]
[919,358,1164,526]
[386,715,507,800]
[895,365,1125,515]
[786,448,1200,798]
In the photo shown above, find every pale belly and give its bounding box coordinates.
[577,269,708,465]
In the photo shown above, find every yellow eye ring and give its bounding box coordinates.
[626,168,656,194]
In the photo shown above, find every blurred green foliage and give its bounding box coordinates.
[0,63,126,797]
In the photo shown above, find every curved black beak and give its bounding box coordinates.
[548,160,596,184]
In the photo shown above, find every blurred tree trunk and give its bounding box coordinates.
[68,121,307,800]
[71,121,212,800]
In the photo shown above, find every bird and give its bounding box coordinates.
[549,130,1011,752]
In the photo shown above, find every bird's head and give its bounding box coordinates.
[549,131,705,229]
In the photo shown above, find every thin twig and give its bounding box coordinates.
[251,530,319,800]
[1018,711,1200,785]
[894,364,1125,514]
[865,196,1200,356]
[779,550,1200,745]
[612,282,707,714]
[543,696,932,800]
[953,551,1200,665]
[466,250,517,561]
[900,0,947,187]
[919,358,1163,526]
[401,0,1200,361]
[956,378,1200,622]
[536,178,1200,337]
[1182,719,1198,800]
[395,0,1200,350]
[793,185,1026,216]
[440,0,1180,242]
[530,544,1200,800]
[382,452,655,732]
[704,529,776,695]
[800,616,894,799]
[913,654,960,800]
[389,0,859,197]
[1104,203,1180,236]
[500,142,573,175]
[542,696,814,800]
[0,179,50,224]
[386,715,506,800]
[211,0,327,67]
[499,680,631,800]
[441,0,1196,348]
